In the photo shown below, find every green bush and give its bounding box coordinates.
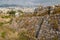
[8,10,16,17]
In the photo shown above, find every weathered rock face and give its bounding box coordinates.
[32,5,60,40]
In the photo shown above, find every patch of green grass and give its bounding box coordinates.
[0,22,4,26]
[1,32,6,38]
[0,22,10,26]
[0,21,10,26]
[1,16,11,18]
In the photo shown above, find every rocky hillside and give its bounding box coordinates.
[0,5,60,40]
